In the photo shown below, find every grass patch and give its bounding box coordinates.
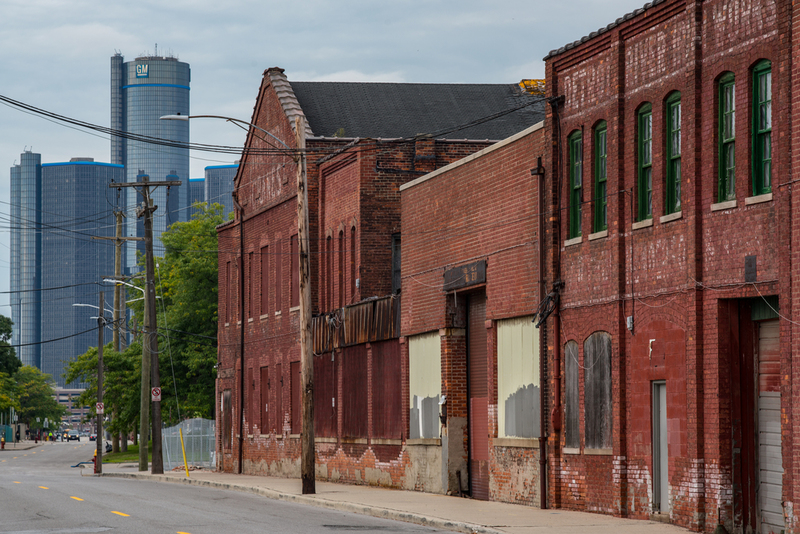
[102,442,152,464]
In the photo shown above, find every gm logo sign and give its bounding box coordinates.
[136,64,149,78]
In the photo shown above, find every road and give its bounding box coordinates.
[0,440,443,534]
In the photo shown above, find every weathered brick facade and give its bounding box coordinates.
[544,1,793,532]
[216,68,531,492]
[400,123,546,503]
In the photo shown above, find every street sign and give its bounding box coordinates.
[96,402,104,415]
[151,387,161,402]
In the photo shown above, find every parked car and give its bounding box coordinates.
[66,430,80,442]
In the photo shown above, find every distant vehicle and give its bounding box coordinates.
[89,434,97,441]
[66,430,80,442]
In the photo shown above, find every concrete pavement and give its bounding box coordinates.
[100,462,691,534]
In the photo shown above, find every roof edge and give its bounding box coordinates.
[400,121,544,192]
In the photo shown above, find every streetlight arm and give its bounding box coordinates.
[159,114,293,152]
[103,278,145,294]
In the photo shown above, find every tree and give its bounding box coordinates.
[0,315,20,377]
[152,203,223,423]
[14,366,66,428]
[63,341,141,437]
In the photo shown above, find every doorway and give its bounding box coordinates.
[467,292,489,500]
[652,380,668,514]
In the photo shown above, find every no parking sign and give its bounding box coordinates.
[151,387,161,402]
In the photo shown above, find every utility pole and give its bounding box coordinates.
[94,211,141,454]
[296,116,315,495]
[96,292,104,474]
[110,177,180,474]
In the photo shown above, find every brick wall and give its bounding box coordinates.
[544,0,791,531]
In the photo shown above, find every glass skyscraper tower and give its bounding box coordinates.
[204,164,238,219]
[9,153,122,387]
[111,52,190,272]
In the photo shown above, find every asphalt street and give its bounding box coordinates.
[0,440,444,534]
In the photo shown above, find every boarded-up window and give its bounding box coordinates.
[584,332,612,449]
[291,235,299,307]
[372,340,402,438]
[409,331,441,439]
[274,363,283,433]
[342,345,368,438]
[275,238,282,313]
[564,341,580,448]
[222,389,232,449]
[391,234,401,295]
[290,361,301,434]
[246,367,254,432]
[260,366,269,433]
[497,316,540,438]
[338,231,344,309]
[260,246,268,315]
[314,353,337,437]
[225,261,231,323]
[350,226,356,301]
[248,252,254,318]
[326,237,332,310]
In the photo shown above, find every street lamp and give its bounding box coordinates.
[104,278,145,294]
[159,114,293,153]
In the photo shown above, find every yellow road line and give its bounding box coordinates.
[70,496,84,501]
[38,486,48,489]
[111,511,129,517]
[177,532,192,534]
[13,481,20,484]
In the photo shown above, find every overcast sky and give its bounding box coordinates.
[0,0,647,315]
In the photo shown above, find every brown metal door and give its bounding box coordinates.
[468,293,489,500]
[260,367,269,434]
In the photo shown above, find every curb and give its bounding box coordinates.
[101,472,504,534]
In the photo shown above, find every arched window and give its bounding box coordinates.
[718,72,736,201]
[637,103,653,221]
[752,60,772,195]
[593,122,607,232]
[568,130,583,239]
[665,92,681,214]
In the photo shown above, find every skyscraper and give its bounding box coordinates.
[9,154,122,387]
[111,51,190,272]
[204,163,238,219]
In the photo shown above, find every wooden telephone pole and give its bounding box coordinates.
[110,177,180,474]
[296,116,315,495]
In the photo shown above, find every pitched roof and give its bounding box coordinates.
[544,0,667,60]
[287,80,545,141]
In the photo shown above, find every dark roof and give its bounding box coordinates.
[289,82,544,141]
[544,0,666,60]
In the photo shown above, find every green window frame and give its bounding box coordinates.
[568,131,583,239]
[665,94,681,214]
[719,73,736,201]
[594,122,608,232]
[752,60,772,195]
[637,104,653,221]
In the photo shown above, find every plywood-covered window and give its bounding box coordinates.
[290,361,301,434]
[372,340,403,439]
[275,238,282,313]
[222,389,232,449]
[314,352,337,437]
[342,345,368,438]
[260,245,269,315]
[409,331,441,439]
[225,261,231,323]
[497,316,540,438]
[564,340,580,449]
[291,235,299,308]
[584,331,612,450]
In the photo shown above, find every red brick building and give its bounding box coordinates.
[216,67,544,489]
[400,123,547,502]
[543,1,792,532]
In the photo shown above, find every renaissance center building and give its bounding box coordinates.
[111,52,190,272]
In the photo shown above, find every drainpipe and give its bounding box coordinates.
[233,190,245,474]
[531,156,548,508]
[548,95,565,508]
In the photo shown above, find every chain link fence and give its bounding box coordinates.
[162,418,215,471]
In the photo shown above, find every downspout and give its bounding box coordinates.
[532,156,548,508]
[549,95,565,508]
[233,190,245,474]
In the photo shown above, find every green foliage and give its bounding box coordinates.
[0,314,20,377]
[0,372,18,413]
[13,366,67,427]
[66,203,223,430]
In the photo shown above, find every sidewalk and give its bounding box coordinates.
[100,463,690,534]
[0,440,41,451]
